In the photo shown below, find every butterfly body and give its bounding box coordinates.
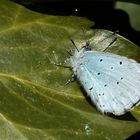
[70,47,140,115]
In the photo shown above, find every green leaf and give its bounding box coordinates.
[0,0,140,140]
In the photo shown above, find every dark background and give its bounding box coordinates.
[12,0,140,47]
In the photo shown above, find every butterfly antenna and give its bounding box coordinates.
[103,37,117,52]
[71,39,79,52]
[54,63,71,68]
[94,30,118,49]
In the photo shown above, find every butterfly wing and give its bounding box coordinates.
[73,51,140,115]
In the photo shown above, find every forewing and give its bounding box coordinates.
[76,51,140,115]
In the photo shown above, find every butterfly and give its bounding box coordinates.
[69,39,140,116]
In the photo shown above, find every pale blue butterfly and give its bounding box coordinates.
[70,39,140,116]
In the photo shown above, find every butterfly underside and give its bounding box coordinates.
[70,48,140,115]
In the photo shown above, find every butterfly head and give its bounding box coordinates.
[81,41,91,51]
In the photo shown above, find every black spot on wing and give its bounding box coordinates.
[121,77,123,80]
[100,104,105,107]
[100,59,103,62]
[98,93,104,96]
[97,72,100,75]
[120,61,122,65]
[89,87,93,90]
[104,84,107,87]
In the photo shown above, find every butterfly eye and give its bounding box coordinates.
[86,41,90,46]
[82,42,91,50]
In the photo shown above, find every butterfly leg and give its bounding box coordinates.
[54,61,74,85]
[66,48,73,56]
[53,52,71,68]
[65,74,75,85]
[54,62,71,68]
